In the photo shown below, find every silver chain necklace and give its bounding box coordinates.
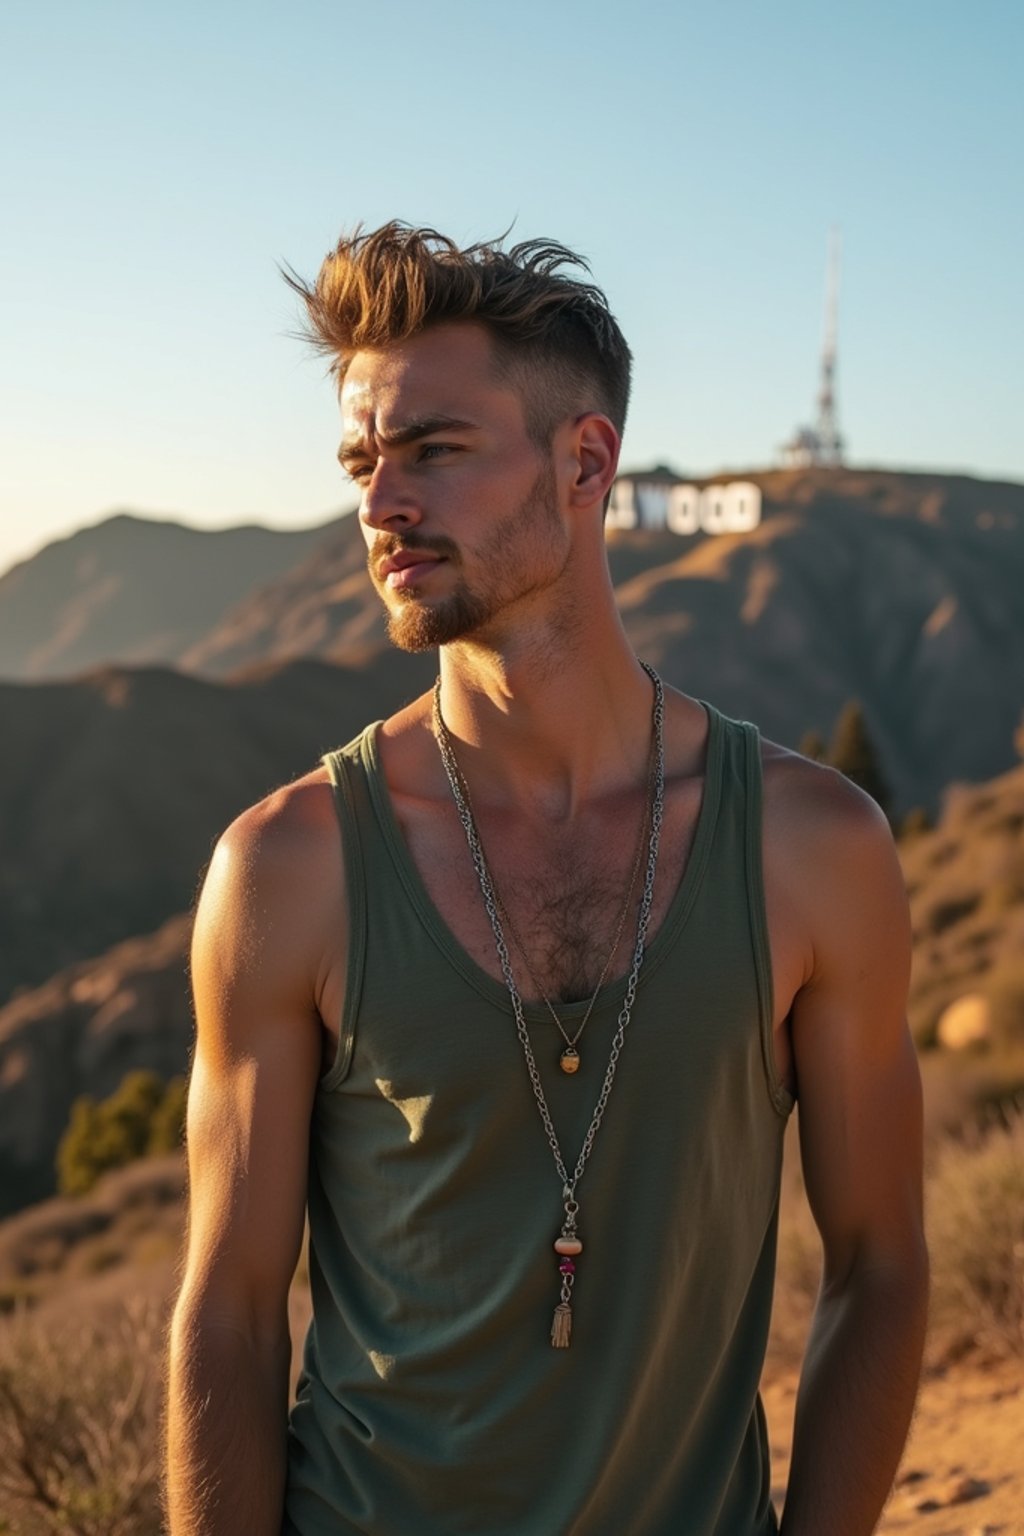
[431,662,665,1347]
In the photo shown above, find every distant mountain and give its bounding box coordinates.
[0,511,339,679]
[179,508,380,672]
[0,652,434,1005]
[1,466,1022,1001]
[185,466,1023,814]
[608,467,1024,815]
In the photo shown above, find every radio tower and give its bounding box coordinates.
[781,227,845,467]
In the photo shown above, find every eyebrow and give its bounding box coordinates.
[337,415,478,464]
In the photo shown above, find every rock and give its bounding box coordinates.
[945,1475,992,1505]
[937,993,990,1050]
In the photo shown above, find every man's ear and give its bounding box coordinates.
[565,413,620,512]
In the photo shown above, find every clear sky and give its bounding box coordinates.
[1,0,1021,577]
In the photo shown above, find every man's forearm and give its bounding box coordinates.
[780,1256,928,1536]
[165,1296,292,1536]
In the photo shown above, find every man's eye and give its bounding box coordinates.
[345,464,373,484]
[420,444,454,462]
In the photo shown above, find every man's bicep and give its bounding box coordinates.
[790,792,924,1283]
[181,809,326,1330]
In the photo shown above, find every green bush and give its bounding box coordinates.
[56,1071,187,1197]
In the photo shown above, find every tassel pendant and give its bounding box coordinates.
[551,1222,581,1348]
[551,1301,573,1348]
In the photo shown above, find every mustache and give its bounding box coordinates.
[369,530,460,575]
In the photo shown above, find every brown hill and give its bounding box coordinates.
[0,511,336,680]
[0,651,434,1004]
[181,467,1024,814]
[0,917,192,1216]
[901,760,1024,1063]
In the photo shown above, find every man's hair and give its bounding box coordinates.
[284,222,632,446]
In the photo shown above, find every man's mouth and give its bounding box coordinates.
[377,548,446,589]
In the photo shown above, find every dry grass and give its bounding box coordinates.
[0,1297,166,1536]
[926,1107,1024,1361]
[768,1103,1024,1378]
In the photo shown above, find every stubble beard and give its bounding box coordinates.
[370,462,562,654]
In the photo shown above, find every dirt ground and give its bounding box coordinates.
[762,1358,1024,1534]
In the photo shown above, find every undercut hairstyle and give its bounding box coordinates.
[284,222,632,447]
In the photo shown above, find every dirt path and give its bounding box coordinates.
[762,1359,1024,1533]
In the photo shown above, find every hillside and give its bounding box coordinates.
[184,467,1024,813]
[0,511,336,679]
[0,918,193,1215]
[0,651,434,1004]
[901,759,1024,1067]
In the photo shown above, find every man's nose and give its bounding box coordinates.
[359,460,423,534]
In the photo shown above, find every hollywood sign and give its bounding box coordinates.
[607,479,762,535]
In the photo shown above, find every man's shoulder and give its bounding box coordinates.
[759,734,897,887]
[204,763,346,928]
[761,734,888,832]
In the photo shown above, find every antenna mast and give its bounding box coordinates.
[780,227,846,468]
[816,226,843,464]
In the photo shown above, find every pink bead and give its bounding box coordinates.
[559,1260,575,1273]
[554,1236,583,1256]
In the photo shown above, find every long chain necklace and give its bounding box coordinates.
[432,687,656,1074]
[432,662,665,1347]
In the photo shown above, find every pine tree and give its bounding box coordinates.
[798,729,826,762]
[827,701,890,817]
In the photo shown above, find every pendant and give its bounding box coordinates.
[559,1046,581,1074]
[552,1233,582,1348]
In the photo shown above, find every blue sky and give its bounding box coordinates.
[1,0,1021,575]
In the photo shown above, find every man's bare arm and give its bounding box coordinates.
[165,784,338,1535]
[777,774,928,1536]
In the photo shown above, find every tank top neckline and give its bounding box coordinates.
[358,700,727,1022]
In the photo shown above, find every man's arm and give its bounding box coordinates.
[165,784,339,1536]
[777,774,928,1536]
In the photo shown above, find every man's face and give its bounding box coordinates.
[338,323,569,652]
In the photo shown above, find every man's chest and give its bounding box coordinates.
[391,781,704,1005]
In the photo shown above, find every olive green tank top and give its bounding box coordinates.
[284,703,793,1535]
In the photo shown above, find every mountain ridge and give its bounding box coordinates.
[0,510,340,680]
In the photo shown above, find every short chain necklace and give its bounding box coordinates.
[432,691,656,1075]
[432,663,665,1347]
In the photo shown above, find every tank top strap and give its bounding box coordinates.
[698,705,792,1116]
[318,727,381,1091]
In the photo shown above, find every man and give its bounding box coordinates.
[166,224,928,1535]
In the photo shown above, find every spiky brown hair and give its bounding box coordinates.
[283,222,632,446]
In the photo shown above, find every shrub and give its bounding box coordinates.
[56,1072,186,1198]
[146,1077,187,1156]
[927,1108,1024,1358]
[0,1297,164,1535]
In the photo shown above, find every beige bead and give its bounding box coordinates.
[559,1048,581,1074]
[554,1236,583,1256]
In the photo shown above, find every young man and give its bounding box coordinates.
[166,224,928,1535]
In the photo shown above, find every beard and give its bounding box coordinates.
[368,461,562,653]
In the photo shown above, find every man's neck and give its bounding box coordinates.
[435,621,654,822]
